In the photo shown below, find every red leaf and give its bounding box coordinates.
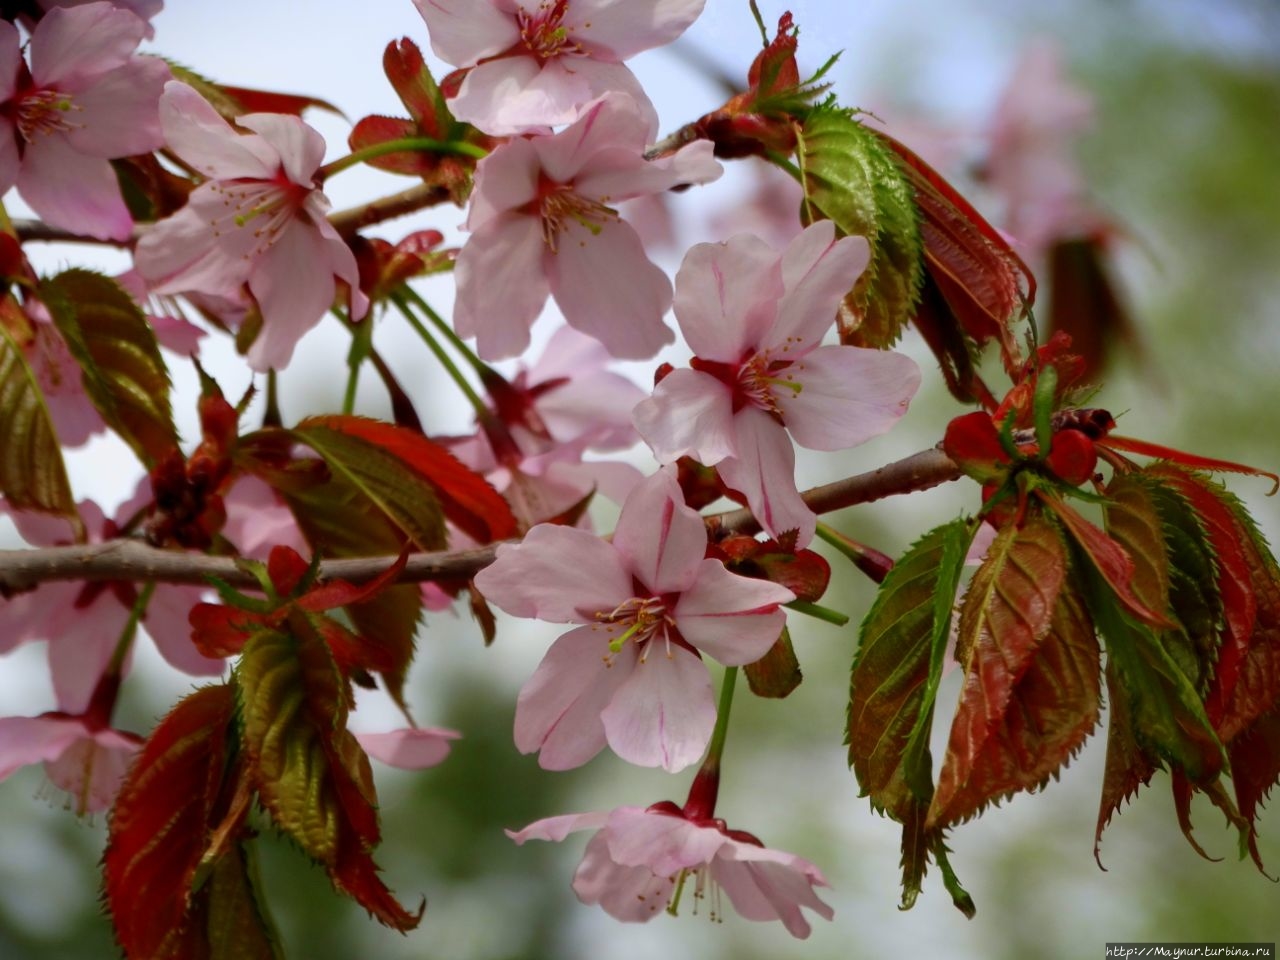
[219,84,342,117]
[929,514,1077,827]
[1104,436,1279,493]
[349,115,436,175]
[189,603,264,658]
[942,411,1010,483]
[104,685,240,959]
[1044,495,1174,629]
[1094,663,1156,867]
[383,37,437,128]
[1228,709,1280,873]
[299,549,410,612]
[299,415,517,543]
[267,544,310,597]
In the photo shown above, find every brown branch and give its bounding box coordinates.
[0,448,961,596]
[328,183,456,237]
[14,219,139,246]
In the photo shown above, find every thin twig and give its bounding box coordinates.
[0,448,961,595]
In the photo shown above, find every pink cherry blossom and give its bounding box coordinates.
[354,726,461,769]
[473,469,792,772]
[508,803,834,937]
[0,712,141,814]
[453,94,721,361]
[134,81,369,372]
[633,220,922,546]
[0,490,224,714]
[413,0,705,137]
[0,2,169,240]
[985,40,1103,257]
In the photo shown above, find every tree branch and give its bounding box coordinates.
[0,448,961,595]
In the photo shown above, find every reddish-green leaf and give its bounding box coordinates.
[744,625,803,698]
[0,316,79,528]
[104,685,240,959]
[349,115,435,175]
[235,620,421,930]
[1045,495,1173,628]
[296,415,517,544]
[382,37,446,131]
[219,84,342,118]
[40,270,179,467]
[929,513,1076,828]
[1227,709,1280,873]
[1094,661,1156,866]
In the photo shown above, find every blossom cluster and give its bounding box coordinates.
[0,0,1130,950]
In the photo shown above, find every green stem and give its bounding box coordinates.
[398,284,492,379]
[785,599,850,627]
[263,370,282,428]
[389,291,490,421]
[109,582,156,676]
[705,665,738,768]
[319,136,487,179]
[340,307,367,415]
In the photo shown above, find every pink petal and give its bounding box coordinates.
[547,217,674,360]
[29,2,146,88]
[0,122,17,195]
[567,0,706,59]
[603,807,726,874]
[573,830,676,921]
[632,368,736,466]
[611,470,706,595]
[674,559,791,665]
[453,213,550,360]
[712,852,834,938]
[44,726,140,813]
[412,0,519,66]
[505,809,610,844]
[465,136,541,231]
[237,112,326,185]
[717,406,814,547]
[134,200,256,298]
[532,93,651,185]
[474,523,632,622]
[513,625,637,770]
[449,57,574,136]
[221,474,309,559]
[149,312,206,356]
[16,135,132,240]
[573,138,721,204]
[158,82,277,180]
[246,218,338,371]
[776,344,920,452]
[26,320,106,446]
[62,54,168,157]
[355,727,461,769]
[144,584,225,677]
[599,640,715,772]
[673,233,784,362]
[766,223,870,351]
[0,715,81,780]
[312,204,368,322]
[0,21,21,102]
[48,592,131,714]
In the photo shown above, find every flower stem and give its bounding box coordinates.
[784,599,850,627]
[263,370,283,428]
[320,137,487,179]
[682,666,738,820]
[398,284,492,379]
[815,521,894,584]
[85,582,155,731]
[340,308,368,415]
[389,290,490,422]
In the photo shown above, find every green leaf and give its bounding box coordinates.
[40,269,179,467]
[795,104,923,348]
[930,513,1093,829]
[188,843,282,960]
[0,318,79,528]
[848,518,972,815]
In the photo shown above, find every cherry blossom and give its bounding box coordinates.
[412,0,705,137]
[0,712,141,814]
[0,2,169,240]
[508,804,833,938]
[633,220,921,546]
[985,40,1102,257]
[134,81,369,371]
[473,469,792,772]
[453,94,720,361]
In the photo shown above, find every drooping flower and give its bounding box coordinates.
[508,804,833,938]
[453,93,720,361]
[633,220,921,546]
[0,2,169,240]
[412,0,705,137]
[0,711,141,814]
[134,81,368,371]
[473,469,792,772]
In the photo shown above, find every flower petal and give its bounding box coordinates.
[603,807,727,875]
[547,217,673,360]
[143,585,226,677]
[474,523,632,622]
[632,367,736,466]
[355,727,461,769]
[673,233,784,362]
[48,591,131,714]
[674,559,791,665]
[246,218,338,371]
[506,809,610,844]
[29,2,145,87]
[532,92,650,184]
[776,344,920,451]
[16,135,132,240]
[717,406,814,546]
[600,640,714,772]
[450,57,578,136]
[611,469,706,595]
[237,112,326,185]
[514,624,637,770]
[158,81,277,180]
[44,727,139,813]
[61,54,168,157]
[713,850,834,938]
[134,200,255,299]
[465,136,541,231]
[412,0,519,66]
[766,222,870,351]
[568,0,706,58]
[453,213,550,360]
[0,715,81,780]
[573,138,721,204]
[573,830,676,922]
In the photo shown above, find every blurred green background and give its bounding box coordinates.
[1,0,1278,957]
